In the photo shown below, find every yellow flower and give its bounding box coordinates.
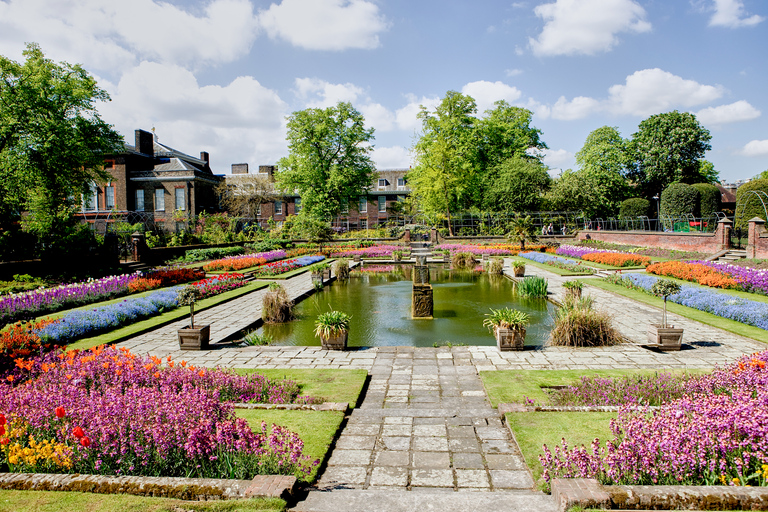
[732,477,740,486]
[719,474,727,485]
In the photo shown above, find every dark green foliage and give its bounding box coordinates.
[483,155,551,212]
[516,276,548,298]
[451,252,478,270]
[184,246,246,262]
[619,198,650,218]
[691,183,721,218]
[660,183,700,218]
[735,179,768,230]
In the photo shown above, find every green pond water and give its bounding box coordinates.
[259,265,555,348]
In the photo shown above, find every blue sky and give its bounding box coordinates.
[1,0,766,182]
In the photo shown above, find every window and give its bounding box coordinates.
[275,200,283,215]
[378,196,386,212]
[82,184,97,211]
[105,186,115,209]
[360,218,367,230]
[359,196,367,213]
[341,199,349,213]
[397,177,405,188]
[295,197,301,213]
[136,190,145,211]
[155,188,165,211]
[175,188,185,210]
[378,178,387,189]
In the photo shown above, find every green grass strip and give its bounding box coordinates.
[237,409,344,484]
[480,369,708,407]
[582,278,768,343]
[510,256,593,277]
[0,490,285,512]
[236,368,367,407]
[67,282,269,351]
[506,411,615,486]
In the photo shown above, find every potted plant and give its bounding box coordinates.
[310,264,323,285]
[562,280,583,300]
[321,262,331,280]
[483,307,530,351]
[314,310,351,350]
[648,279,683,351]
[177,285,210,350]
[512,260,525,277]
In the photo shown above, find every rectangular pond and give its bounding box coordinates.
[259,265,555,348]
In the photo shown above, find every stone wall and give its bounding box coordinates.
[746,218,768,259]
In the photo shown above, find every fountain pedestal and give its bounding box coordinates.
[412,284,434,319]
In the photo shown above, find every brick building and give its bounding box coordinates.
[77,129,222,231]
[224,166,411,230]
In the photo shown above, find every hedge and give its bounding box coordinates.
[735,179,768,231]
[619,198,651,219]
[660,182,700,218]
[691,183,721,219]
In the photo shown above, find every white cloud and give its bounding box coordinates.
[461,80,523,114]
[741,140,768,157]
[373,146,412,168]
[541,148,575,170]
[606,68,723,116]
[293,78,365,108]
[505,69,524,77]
[709,0,765,28]
[696,100,761,125]
[258,0,388,51]
[529,0,650,56]
[361,103,396,132]
[100,62,289,169]
[0,0,258,74]
[551,96,601,120]
[394,95,441,132]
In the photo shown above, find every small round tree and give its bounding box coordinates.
[660,183,700,218]
[651,279,681,328]
[619,197,651,219]
[734,179,768,231]
[177,285,203,328]
[691,183,721,219]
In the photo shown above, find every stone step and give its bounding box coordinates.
[291,489,557,512]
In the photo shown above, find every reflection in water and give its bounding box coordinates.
[260,267,555,348]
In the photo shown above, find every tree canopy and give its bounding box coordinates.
[483,155,551,212]
[0,43,124,235]
[627,111,712,198]
[275,102,376,219]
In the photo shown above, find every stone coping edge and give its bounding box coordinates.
[0,472,297,501]
[233,402,349,412]
[498,403,661,414]
[551,478,768,511]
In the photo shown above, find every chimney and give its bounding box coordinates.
[231,163,249,175]
[135,130,154,157]
[259,165,276,181]
[200,152,210,166]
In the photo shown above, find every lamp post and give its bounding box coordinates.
[653,194,660,231]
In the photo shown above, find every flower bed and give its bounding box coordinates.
[686,260,768,295]
[582,252,650,267]
[540,351,768,488]
[0,346,317,479]
[519,252,594,274]
[556,245,612,259]
[547,372,696,407]
[203,250,286,272]
[352,265,395,273]
[250,255,326,277]
[126,267,206,294]
[329,245,401,258]
[435,244,548,256]
[646,261,738,290]
[607,273,768,330]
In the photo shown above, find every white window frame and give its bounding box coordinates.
[359,196,367,213]
[155,188,165,211]
[360,218,367,230]
[105,185,115,209]
[135,189,144,211]
[82,183,97,211]
[378,196,386,213]
[275,200,283,215]
[175,187,185,211]
[341,199,349,213]
[397,177,405,188]
[378,178,387,189]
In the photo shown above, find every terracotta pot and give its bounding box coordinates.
[321,331,348,350]
[495,326,525,351]
[178,324,210,350]
[647,324,683,351]
[513,266,525,277]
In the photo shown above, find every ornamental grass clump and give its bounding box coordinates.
[333,260,350,280]
[262,283,294,323]
[483,307,530,332]
[548,296,622,348]
[314,311,351,340]
[451,252,478,270]
[516,276,548,298]
[0,346,318,480]
[486,258,504,275]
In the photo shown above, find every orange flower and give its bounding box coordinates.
[198,370,205,377]
[153,372,160,378]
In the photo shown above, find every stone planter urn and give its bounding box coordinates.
[320,331,348,350]
[513,265,525,277]
[495,327,525,351]
[178,324,211,351]
[647,324,683,351]
[311,271,323,285]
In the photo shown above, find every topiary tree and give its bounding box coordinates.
[734,179,768,231]
[619,198,650,219]
[691,183,721,219]
[660,183,700,219]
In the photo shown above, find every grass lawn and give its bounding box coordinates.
[237,409,344,483]
[509,256,592,277]
[236,369,368,407]
[480,369,707,407]
[506,411,615,485]
[0,491,285,512]
[582,278,768,344]
[66,282,269,351]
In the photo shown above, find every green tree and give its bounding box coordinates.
[660,182,700,218]
[627,111,712,198]
[276,102,376,219]
[476,101,547,170]
[483,155,551,212]
[696,160,720,184]
[0,43,123,241]
[576,126,628,176]
[548,167,630,219]
[408,91,479,235]
[506,213,537,250]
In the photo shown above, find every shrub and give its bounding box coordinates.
[549,296,622,347]
[735,178,768,231]
[451,252,478,270]
[516,276,548,298]
[262,284,294,323]
[660,182,700,218]
[691,183,721,219]
[619,197,650,219]
[333,260,350,280]
[184,246,246,262]
[486,258,504,275]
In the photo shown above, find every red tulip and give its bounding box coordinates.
[55,406,66,418]
[0,414,5,426]
[0,425,5,436]
[80,436,91,447]
[0,438,8,446]
[72,426,85,438]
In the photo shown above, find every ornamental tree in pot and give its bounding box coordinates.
[483,307,530,351]
[648,279,683,350]
[177,285,210,350]
[314,310,351,350]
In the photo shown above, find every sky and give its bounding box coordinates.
[1,0,766,182]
